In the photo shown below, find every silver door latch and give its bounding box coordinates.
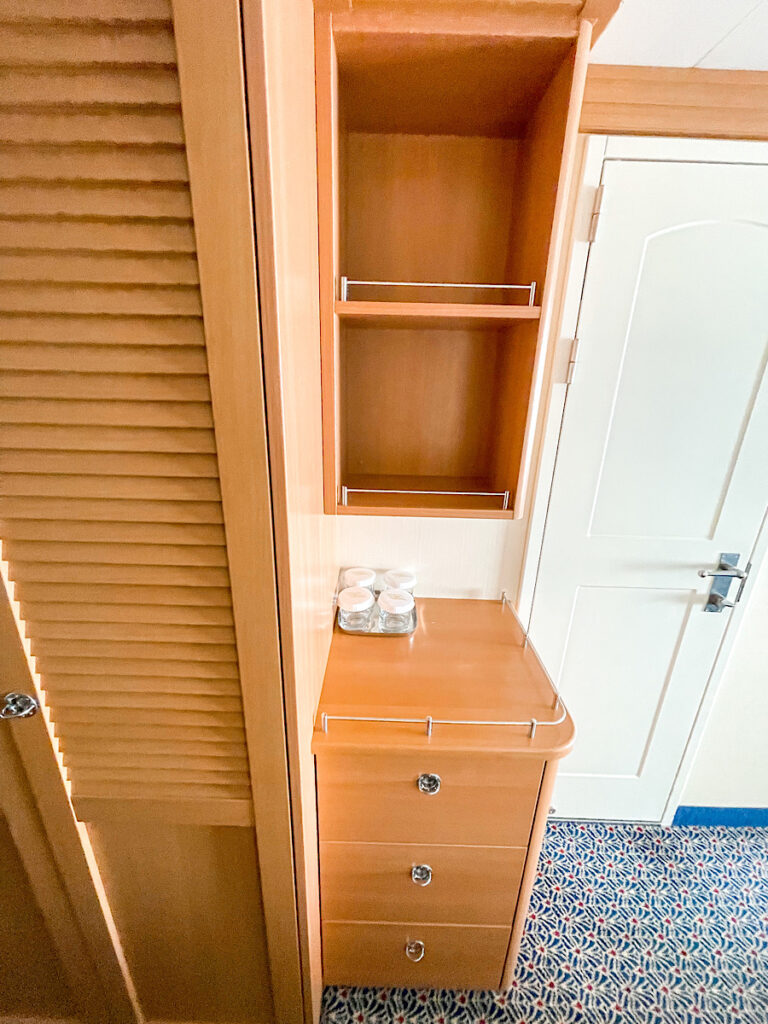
[698,553,750,613]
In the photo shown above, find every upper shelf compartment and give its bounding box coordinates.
[316,4,592,518]
[335,18,577,135]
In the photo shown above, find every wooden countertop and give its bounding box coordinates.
[312,598,574,757]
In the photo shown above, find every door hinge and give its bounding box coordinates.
[566,336,580,385]
[588,184,605,243]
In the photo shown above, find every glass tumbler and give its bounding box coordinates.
[337,586,374,632]
[377,588,415,633]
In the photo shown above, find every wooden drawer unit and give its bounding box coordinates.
[313,599,576,989]
[320,841,526,925]
[323,921,512,990]
[316,750,543,847]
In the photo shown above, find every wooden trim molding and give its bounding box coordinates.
[581,65,768,140]
[242,0,339,1019]
[171,2,305,1023]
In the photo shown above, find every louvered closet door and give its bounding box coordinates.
[0,4,283,1023]
[0,1,247,820]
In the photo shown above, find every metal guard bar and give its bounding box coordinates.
[340,276,537,306]
[320,699,568,740]
[341,485,510,510]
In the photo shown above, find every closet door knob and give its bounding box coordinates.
[405,939,425,962]
[1,692,39,720]
[411,864,432,886]
[417,772,441,795]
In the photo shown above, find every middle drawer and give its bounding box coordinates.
[321,841,527,925]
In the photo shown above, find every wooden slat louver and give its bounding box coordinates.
[0,0,252,824]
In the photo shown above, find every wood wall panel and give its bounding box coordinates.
[0,0,251,820]
[87,820,273,1024]
[0,814,79,1020]
[1,578,140,1022]
[497,23,591,514]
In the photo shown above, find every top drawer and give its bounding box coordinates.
[316,750,543,847]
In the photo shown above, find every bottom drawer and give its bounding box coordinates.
[323,921,510,989]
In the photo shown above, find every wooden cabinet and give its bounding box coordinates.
[312,599,574,990]
[315,4,591,517]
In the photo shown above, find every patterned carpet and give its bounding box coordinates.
[321,821,768,1024]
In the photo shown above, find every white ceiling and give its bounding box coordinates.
[591,0,768,70]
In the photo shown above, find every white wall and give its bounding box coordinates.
[336,516,524,600]
[681,554,768,808]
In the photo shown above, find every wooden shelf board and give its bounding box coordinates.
[313,598,574,757]
[336,299,541,328]
[338,504,516,520]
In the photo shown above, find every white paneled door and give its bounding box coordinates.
[530,149,768,821]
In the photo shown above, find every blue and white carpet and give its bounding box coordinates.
[321,821,768,1023]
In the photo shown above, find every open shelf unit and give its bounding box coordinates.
[316,3,592,517]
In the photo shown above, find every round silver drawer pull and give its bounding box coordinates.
[411,863,432,886]
[405,939,425,962]
[417,772,441,795]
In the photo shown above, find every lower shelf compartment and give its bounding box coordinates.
[323,920,511,989]
[340,475,513,514]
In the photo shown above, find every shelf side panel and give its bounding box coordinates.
[492,21,593,515]
[316,11,341,512]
